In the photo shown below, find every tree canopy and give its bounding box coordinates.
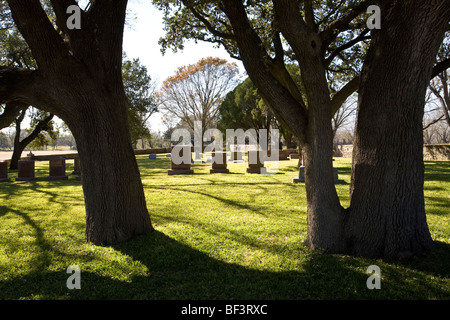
[158,56,239,135]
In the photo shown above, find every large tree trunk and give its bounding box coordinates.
[303,117,345,253]
[65,87,154,245]
[346,1,450,259]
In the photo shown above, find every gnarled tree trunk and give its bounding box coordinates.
[346,0,450,259]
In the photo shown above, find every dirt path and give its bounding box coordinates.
[0,150,78,161]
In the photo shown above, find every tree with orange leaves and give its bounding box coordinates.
[158,57,240,146]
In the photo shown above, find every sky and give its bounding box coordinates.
[122,1,245,133]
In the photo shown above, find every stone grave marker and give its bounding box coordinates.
[15,160,36,181]
[168,146,194,175]
[210,151,229,173]
[246,151,267,174]
[48,158,68,180]
[292,166,344,183]
[72,157,81,175]
[0,161,10,182]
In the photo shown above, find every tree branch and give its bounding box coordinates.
[319,1,375,56]
[182,0,235,40]
[221,0,309,141]
[20,113,54,148]
[0,66,41,107]
[324,29,371,67]
[431,58,450,79]
[0,102,27,129]
[304,0,316,31]
[331,76,360,115]
[49,0,83,34]
[6,0,69,70]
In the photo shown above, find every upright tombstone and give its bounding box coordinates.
[168,146,194,175]
[246,151,267,174]
[0,161,10,182]
[72,156,82,181]
[229,150,243,162]
[210,151,229,174]
[72,156,81,175]
[48,158,68,181]
[292,166,344,184]
[15,160,36,181]
[293,166,305,183]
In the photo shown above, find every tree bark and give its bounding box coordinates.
[66,92,153,245]
[347,0,450,259]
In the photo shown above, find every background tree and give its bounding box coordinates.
[158,56,239,145]
[9,107,56,169]
[154,0,450,258]
[0,0,153,245]
[218,77,274,136]
[122,56,158,149]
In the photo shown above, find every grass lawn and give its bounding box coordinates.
[0,155,448,300]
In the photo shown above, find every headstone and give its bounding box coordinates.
[292,166,305,183]
[292,166,344,183]
[48,158,68,181]
[72,157,82,181]
[0,161,10,182]
[15,160,36,181]
[333,167,345,184]
[210,151,229,174]
[246,151,267,174]
[72,156,81,175]
[149,154,157,159]
[289,153,300,160]
[229,151,243,162]
[168,146,194,175]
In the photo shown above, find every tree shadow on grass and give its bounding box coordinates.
[0,229,449,300]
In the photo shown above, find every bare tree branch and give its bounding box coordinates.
[6,0,69,70]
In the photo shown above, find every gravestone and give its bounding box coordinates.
[168,146,194,175]
[72,157,82,181]
[229,149,243,162]
[72,157,81,175]
[333,167,344,184]
[289,153,300,160]
[292,166,344,183]
[48,158,68,181]
[246,151,267,174]
[293,166,305,183]
[210,151,229,174]
[15,160,36,181]
[0,161,10,182]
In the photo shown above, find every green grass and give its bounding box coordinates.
[0,155,448,300]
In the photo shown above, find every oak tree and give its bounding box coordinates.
[154,0,450,258]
